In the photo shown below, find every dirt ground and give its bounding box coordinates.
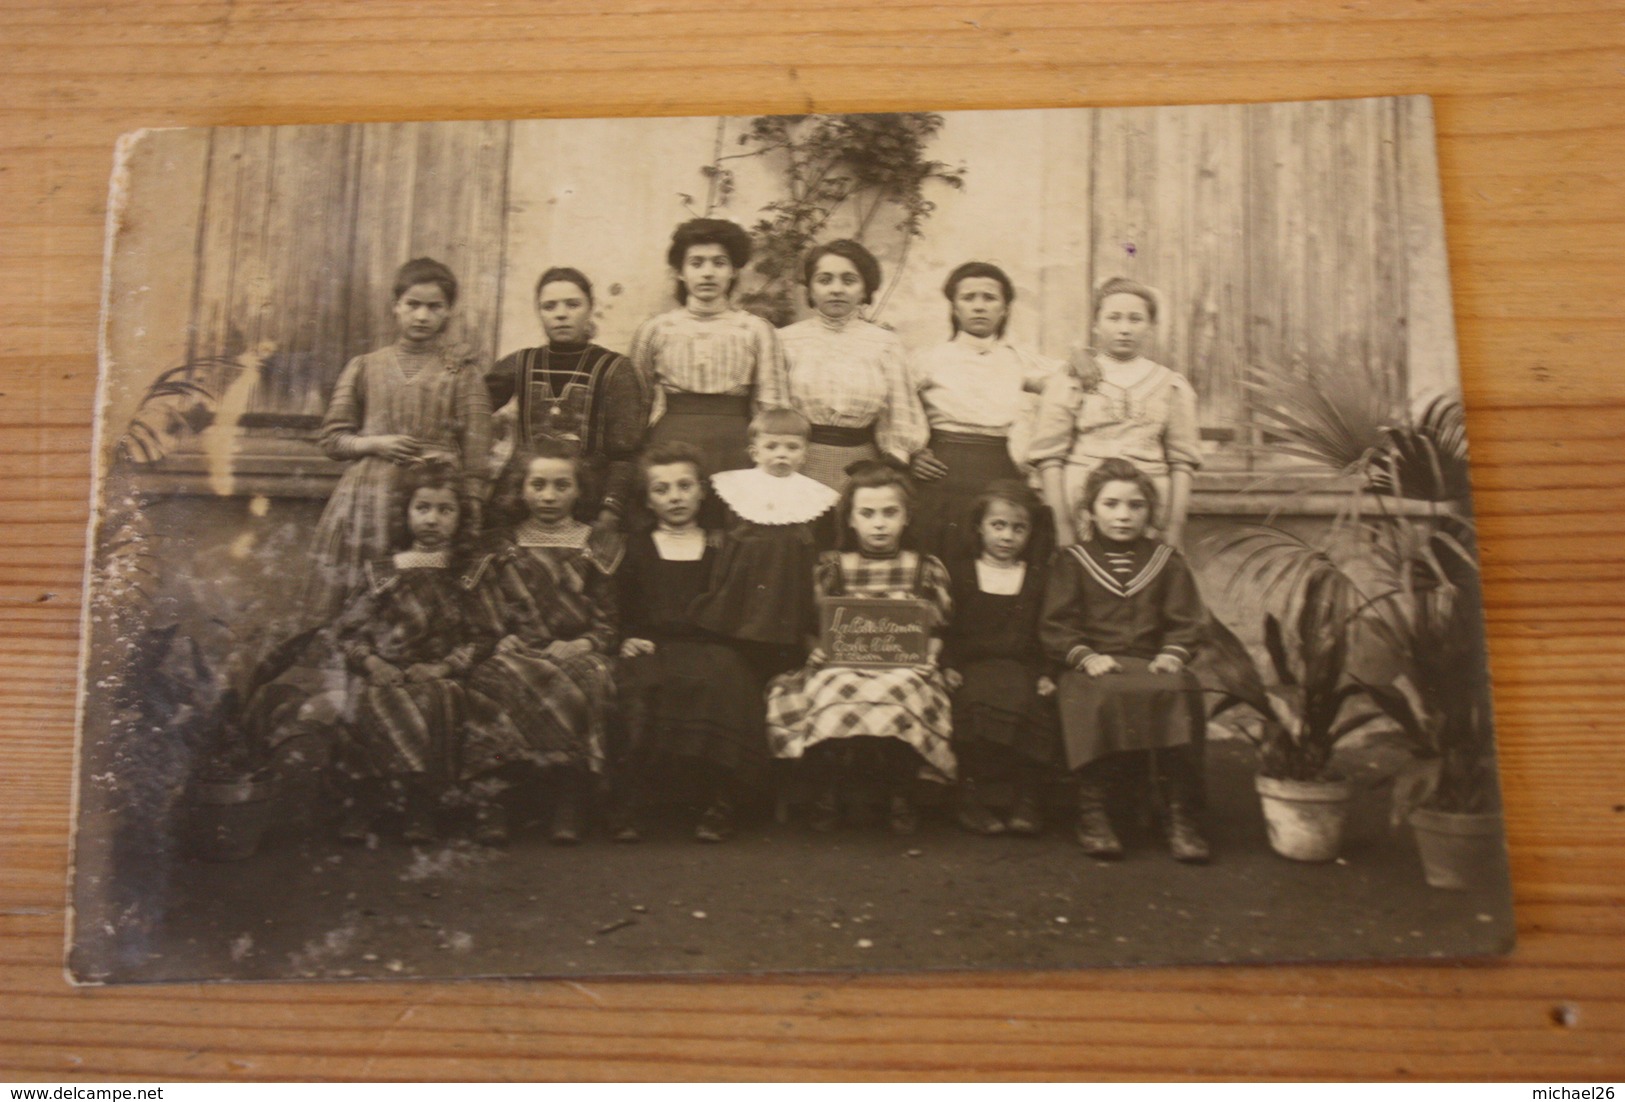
[99,740,1514,983]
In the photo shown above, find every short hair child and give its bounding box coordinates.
[748,407,812,442]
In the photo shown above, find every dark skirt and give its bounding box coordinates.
[648,393,752,478]
[912,431,1021,561]
[952,657,1061,767]
[618,637,768,782]
[1055,657,1205,771]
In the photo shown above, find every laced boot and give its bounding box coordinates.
[1164,801,1211,864]
[401,782,438,845]
[604,779,642,843]
[1157,747,1211,864]
[695,797,736,843]
[337,780,385,844]
[955,779,1006,836]
[1074,778,1123,860]
[809,787,841,833]
[1006,777,1044,837]
[887,794,919,836]
[472,799,510,847]
[549,773,584,845]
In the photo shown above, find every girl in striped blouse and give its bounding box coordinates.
[628,219,789,481]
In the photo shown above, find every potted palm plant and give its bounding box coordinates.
[1240,362,1505,884]
[1356,517,1505,889]
[1204,560,1379,861]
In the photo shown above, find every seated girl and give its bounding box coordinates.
[333,459,518,845]
[612,443,767,843]
[468,441,620,844]
[1040,458,1209,863]
[766,460,956,835]
[941,480,1060,837]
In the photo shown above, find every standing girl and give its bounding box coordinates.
[628,219,789,478]
[485,266,649,534]
[306,258,493,621]
[910,261,1060,559]
[612,443,768,843]
[1027,277,1200,548]
[1040,458,1209,862]
[766,461,956,834]
[778,239,928,490]
[333,459,516,845]
[468,442,619,844]
[941,481,1060,837]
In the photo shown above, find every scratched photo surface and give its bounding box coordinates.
[71,98,1513,983]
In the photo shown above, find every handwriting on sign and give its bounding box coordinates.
[819,598,933,668]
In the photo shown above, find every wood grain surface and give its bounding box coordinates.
[3,0,1623,1081]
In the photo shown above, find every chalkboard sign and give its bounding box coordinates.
[819,597,934,669]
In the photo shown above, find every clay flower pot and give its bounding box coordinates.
[1409,806,1504,890]
[1255,773,1353,862]
[190,774,276,861]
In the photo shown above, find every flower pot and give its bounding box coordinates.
[191,776,276,861]
[1255,773,1353,862]
[1409,806,1504,890]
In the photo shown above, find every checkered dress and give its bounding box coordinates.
[765,551,957,780]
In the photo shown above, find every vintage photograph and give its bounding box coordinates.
[70,97,1513,983]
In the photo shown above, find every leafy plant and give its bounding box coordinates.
[1226,359,1498,812]
[696,113,966,326]
[1356,520,1497,818]
[1205,562,1378,781]
[125,623,323,782]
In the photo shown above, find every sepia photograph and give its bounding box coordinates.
[70,97,1513,984]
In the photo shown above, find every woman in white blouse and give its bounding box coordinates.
[777,239,928,490]
[909,261,1060,559]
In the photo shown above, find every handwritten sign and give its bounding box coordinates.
[819,597,934,669]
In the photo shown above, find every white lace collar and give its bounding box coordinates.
[711,467,838,526]
[515,517,590,548]
[393,549,450,570]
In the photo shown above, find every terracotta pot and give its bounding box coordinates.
[190,775,276,861]
[1409,806,1504,890]
[1255,773,1353,862]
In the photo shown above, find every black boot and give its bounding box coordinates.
[337,778,386,844]
[886,742,921,835]
[1158,747,1210,864]
[806,746,841,833]
[401,780,438,845]
[696,771,739,843]
[1007,766,1045,837]
[954,744,1006,836]
[549,768,585,845]
[1074,760,1123,860]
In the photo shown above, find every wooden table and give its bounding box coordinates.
[3,0,1622,1081]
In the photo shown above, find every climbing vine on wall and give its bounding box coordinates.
[693,113,966,326]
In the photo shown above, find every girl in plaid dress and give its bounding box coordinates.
[468,442,620,844]
[766,461,956,834]
[334,459,517,845]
